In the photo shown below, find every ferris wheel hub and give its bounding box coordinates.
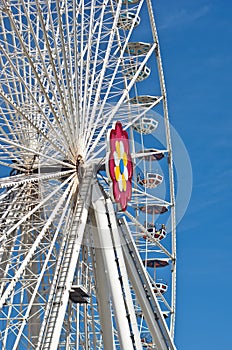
[76,154,84,173]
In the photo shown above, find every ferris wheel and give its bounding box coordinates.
[0,0,177,349]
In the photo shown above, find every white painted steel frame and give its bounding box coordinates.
[0,0,177,348]
[92,185,138,350]
[119,218,176,350]
[37,168,92,350]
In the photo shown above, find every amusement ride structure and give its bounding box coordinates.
[0,0,177,349]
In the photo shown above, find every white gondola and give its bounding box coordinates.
[133,117,158,134]
[153,281,168,295]
[123,64,151,82]
[129,95,160,107]
[137,173,163,188]
[143,224,167,241]
[126,42,151,56]
[117,12,140,30]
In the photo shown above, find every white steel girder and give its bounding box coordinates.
[92,182,140,350]
[36,167,93,350]
[119,219,177,350]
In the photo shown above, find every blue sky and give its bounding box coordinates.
[0,1,230,348]
[155,0,232,348]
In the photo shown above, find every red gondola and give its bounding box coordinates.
[139,205,168,214]
[143,258,169,268]
[137,149,165,161]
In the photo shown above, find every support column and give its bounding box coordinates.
[92,186,135,350]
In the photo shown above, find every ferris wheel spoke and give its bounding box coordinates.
[72,1,82,144]
[0,176,75,310]
[0,66,27,148]
[10,184,75,350]
[83,0,144,149]
[0,170,75,189]
[131,187,172,207]
[0,108,20,146]
[32,3,77,151]
[124,96,163,130]
[55,0,79,135]
[0,157,33,174]
[77,0,88,133]
[41,0,89,151]
[35,0,76,148]
[85,42,157,159]
[86,0,123,119]
[85,98,163,164]
[0,186,21,204]
[84,0,108,129]
[0,173,75,242]
[124,211,174,259]
[66,1,80,120]
[0,94,69,159]
[0,138,24,168]
[81,0,98,138]
[0,137,76,171]
[0,8,75,154]
[0,8,57,117]
[135,232,173,260]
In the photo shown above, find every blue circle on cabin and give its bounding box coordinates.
[119,159,124,174]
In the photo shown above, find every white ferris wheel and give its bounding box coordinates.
[0,0,177,349]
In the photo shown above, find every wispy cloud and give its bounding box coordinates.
[207,53,232,69]
[160,5,211,30]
